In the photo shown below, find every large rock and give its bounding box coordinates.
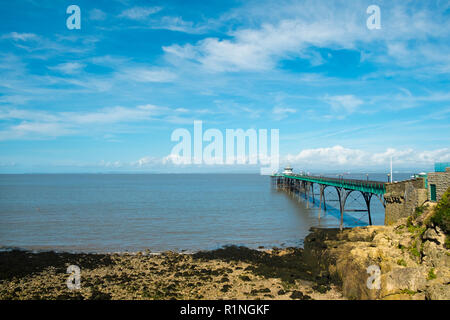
[422,241,450,268]
[422,227,446,245]
[426,283,450,300]
[381,267,427,297]
[303,222,449,300]
[383,292,426,300]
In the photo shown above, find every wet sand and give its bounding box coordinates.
[0,246,344,300]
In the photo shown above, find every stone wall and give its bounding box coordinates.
[384,178,428,225]
[428,167,450,202]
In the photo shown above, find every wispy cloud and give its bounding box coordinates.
[324,95,364,115]
[119,67,177,83]
[272,106,297,120]
[151,16,209,34]
[48,62,85,75]
[1,32,97,56]
[2,32,38,41]
[89,8,107,21]
[119,6,162,20]
[0,104,190,140]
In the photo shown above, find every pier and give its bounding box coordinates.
[271,169,386,231]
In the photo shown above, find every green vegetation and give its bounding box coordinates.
[430,187,450,249]
[406,216,414,228]
[396,259,407,267]
[427,268,437,280]
[408,224,426,236]
[409,242,420,258]
[400,289,416,295]
[407,223,426,260]
[414,204,427,218]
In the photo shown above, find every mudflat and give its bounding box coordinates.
[0,246,343,300]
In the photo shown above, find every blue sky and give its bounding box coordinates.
[0,0,449,173]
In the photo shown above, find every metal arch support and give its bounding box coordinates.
[361,191,373,226]
[340,189,374,228]
[273,174,383,230]
[337,188,356,231]
[321,184,331,211]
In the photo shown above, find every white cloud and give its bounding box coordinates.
[324,95,363,115]
[1,32,97,56]
[0,122,74,141]
[163,1,450,74]
[48,62,85,75]
[119,6,162,20]
[287,146,366,166]
[0,104,189,140]
[2,32,38,41]
[120,67,176,82]
[163,15,360,72]
[24,145,448,172]
[59,106,156,124]
[98,160,123,168]
[272,106,296,120]
[89,9,107,21]
[132,156,162,167]
[151,16,208,34]
[286,145,450,169]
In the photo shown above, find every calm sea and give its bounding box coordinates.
[0,173,412,253]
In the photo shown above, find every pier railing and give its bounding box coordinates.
[282,174,386,195]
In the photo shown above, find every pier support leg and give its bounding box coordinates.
[304,181,307,200]
[306,182,309,208]
[337,188,351,231]
[318,185,324,219]
[337,188,344,231]
[362,192,373,226]
[312,183,315,204]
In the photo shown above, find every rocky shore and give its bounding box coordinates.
[0,246,343,300]
[303,202,449,300]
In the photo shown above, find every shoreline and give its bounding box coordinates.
[0,243,344,300]
[0,243,303,256]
